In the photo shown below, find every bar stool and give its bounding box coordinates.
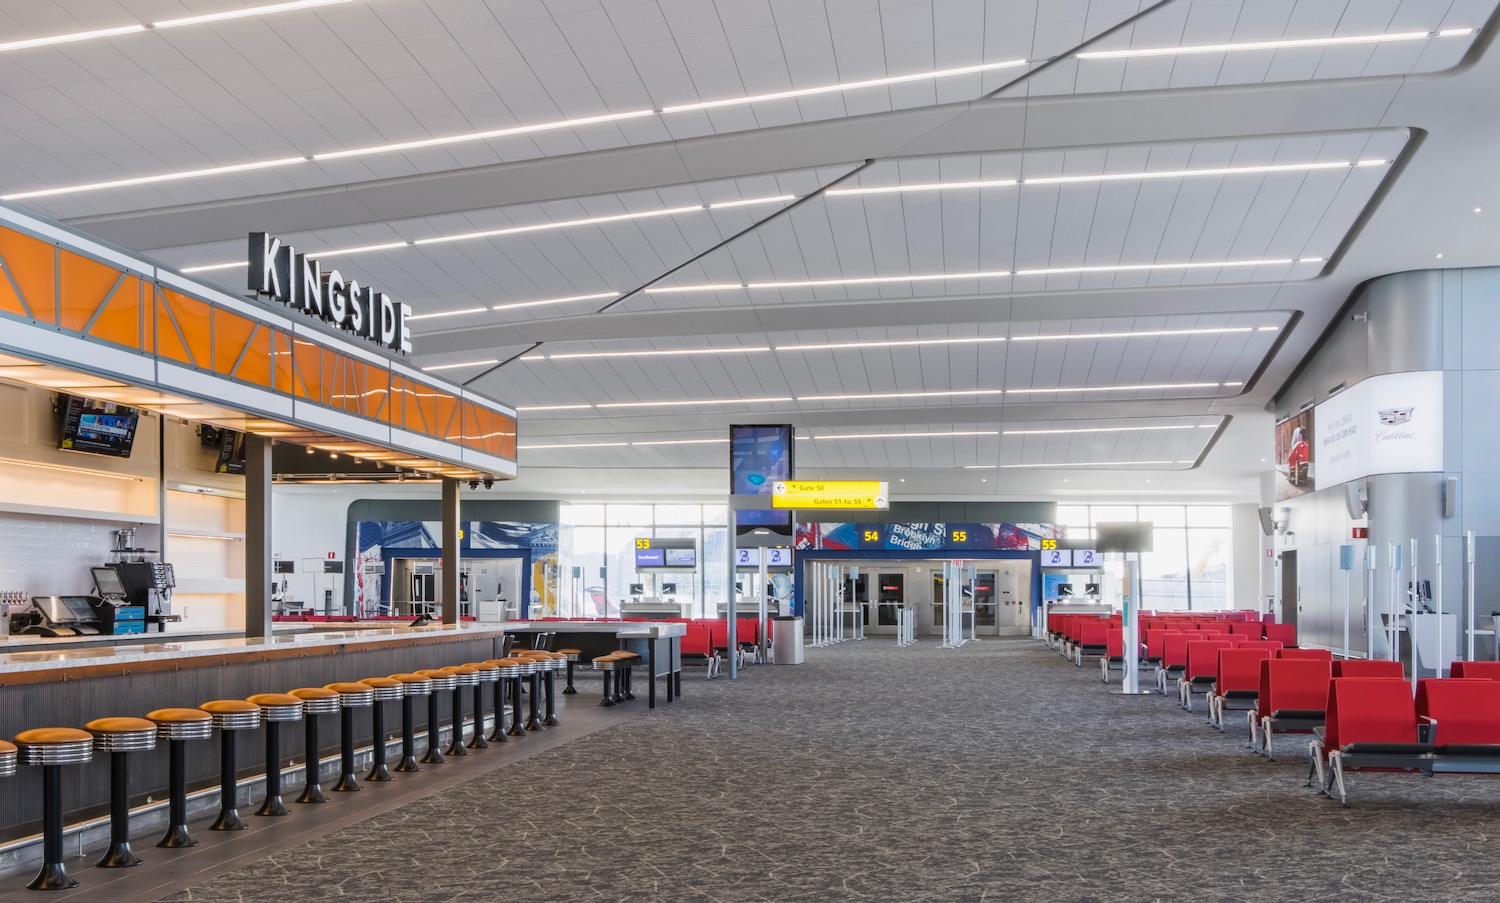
[481,660,513,742]
[533,651,563,726]
[0,740,14,776]
[557,648,582,694]
[288,688,341,803]
[147,708,213,848]
[14,728,93,890]
[387,673,432,772]
[494,658,529,737]
[85,717,157,867]
[514,653,547,730]
[593,655,621,707]
[360,677,403,782]
[614,650,639,702]
[245,694,302,816]
[324,683,375,791]
[200,700,262,831]
[461,662,500,748]
[441,666,479,756]
[414,669,457,764]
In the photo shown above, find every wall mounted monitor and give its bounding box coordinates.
[635,548,665,567]
[730,424,793,495]
[215,429,247,474]
[664,548,697,567]
[56,395,139,458]
[1094,522,1154,553]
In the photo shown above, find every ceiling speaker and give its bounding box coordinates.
[1344,482,1366,520]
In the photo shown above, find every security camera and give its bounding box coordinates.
[482,479,493,490]
[467,480,479,490]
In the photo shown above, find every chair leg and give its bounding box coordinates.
[488,681,508,742]
[468,685,490,748]
[159,740,201,844]
[368,703,394,781]
[526,674,544,729]
[599,669,615,707]
[509,678,528,736]
[542,671,559,726]
[563,660,578,694]
[333,708,363,791]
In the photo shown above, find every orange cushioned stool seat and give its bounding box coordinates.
[201,700,263,831]
[0,739,16,777]
[147,708,214,849]
[246,694,303,817]
[85,716,158,868]
[360,678,404,782]
[15,727,95,890]
[324,683,376,792]
[387,673,433,772]
[288,688,341,804]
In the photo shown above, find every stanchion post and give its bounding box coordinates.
[1467,530,1477,663]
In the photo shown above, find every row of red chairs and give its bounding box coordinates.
[1310,676,1500,804]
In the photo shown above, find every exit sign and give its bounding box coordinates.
[1352,527,1368,539]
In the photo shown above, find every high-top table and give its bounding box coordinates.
[502,620,685,709]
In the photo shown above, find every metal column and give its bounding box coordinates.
[244,434,273,639]
[441,478,461,626]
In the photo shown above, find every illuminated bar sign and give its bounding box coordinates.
[772,480,888,510]
[248,232,413,354]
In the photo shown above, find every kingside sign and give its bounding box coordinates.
[247,232,412,354]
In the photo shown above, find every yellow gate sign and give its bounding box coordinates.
[771,481,889,510]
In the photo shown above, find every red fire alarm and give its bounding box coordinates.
[1352,527,1368,539]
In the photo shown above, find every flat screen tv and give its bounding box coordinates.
[730,424,792,495]
[664,548,697,567]
[56,395,139,458]
[215,429,247,474]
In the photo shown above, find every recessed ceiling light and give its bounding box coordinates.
[0,24,148,54]
[827,179,1018,197]
[1436,253,1445,259]
[797,389,1005,402]
[1002,425,1201,436]
[518,441,629,450]
[1476,207,1484,214]
[313,109,657,162]
[153,0,355,29]
[1022,160,1363,186]
[595,397,793,409]
[3,157,308,201]
[180,261,248,274]
[708,195,798,209]
[421,360,499,372]
[406,307,489,323]
[630,438,731,446]
[1013,259,1289,277]
[489,292,619,314]
[1298,257,1325,264]
[811,430,1000,439]
[751,271,1012,290]
[413,205,704,247]
[775,336,1008,352]
[516,404,594,412]
[660,59,1028,113]
[1000,460,1181,468]
[643,283,747,294]
[529,346,772,362]
[1006,382,1223,394]
[1011,326,1253,343]
[1076,29,1463,61]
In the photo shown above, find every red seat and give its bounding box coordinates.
[1253,658,1332,758]
[1197,622,1232,634]
[1312,678,1429,805]
[1156,633,1200,694]
[1178,640,1234,710]
[1416,679,1500,776]
[1332,660,1404,679]
[1236,640,1284,653]
[1074,620,1110,667]
[1264,623,1297,647]
[1209,648,1272,729]
[1277,648,1332,662]
[1228,622,1264,638]
[1100,629,1130,683]
[680,621,720,678]
[1449,661,1500,680]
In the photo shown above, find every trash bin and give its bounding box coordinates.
[772,616,804,665]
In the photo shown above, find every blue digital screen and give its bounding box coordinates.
[730,425,792,495]
[635,549,665,567]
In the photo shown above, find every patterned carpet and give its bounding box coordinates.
[159,639,1500,903]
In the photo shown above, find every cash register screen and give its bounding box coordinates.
[36,596,95,623]
[92,567,127,597]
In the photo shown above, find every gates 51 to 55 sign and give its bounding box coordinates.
[771,481,889,510]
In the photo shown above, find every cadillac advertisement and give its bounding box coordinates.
[1316,370,1444,487]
